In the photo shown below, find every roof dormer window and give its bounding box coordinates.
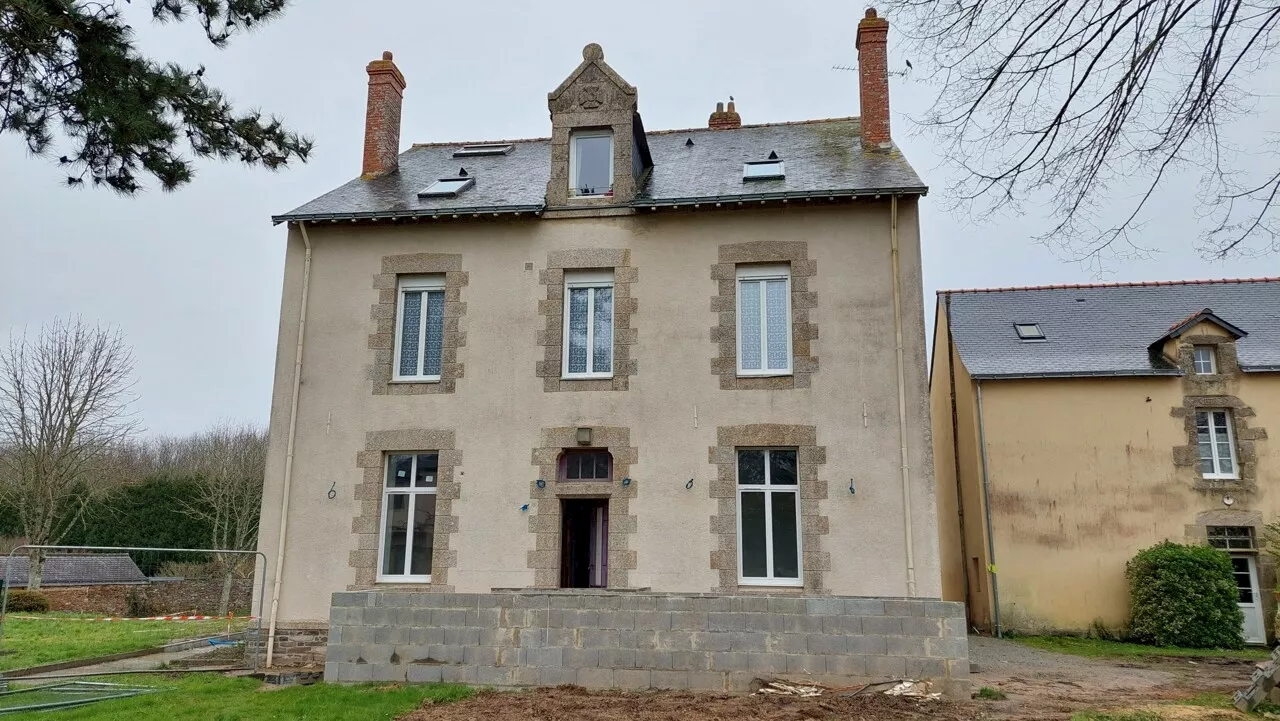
[570,130,614,198]
[1014,323,1045,341]
[418,171,475,198]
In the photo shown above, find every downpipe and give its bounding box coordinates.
[890,195,918,597]
[976,380,1003,637]
[266,222,313,667]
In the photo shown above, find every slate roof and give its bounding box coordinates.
[0,554,148,588]
[941,278,1280,379]
[273,118,927,223]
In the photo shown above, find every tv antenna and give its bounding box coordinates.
[832,59,912,78]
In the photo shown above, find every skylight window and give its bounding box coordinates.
[453,144,513,157]
[1014,323,1046,341]
[743,159,784,181]
[417,174,474,198]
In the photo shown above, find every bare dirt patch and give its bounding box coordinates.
[401,686,980,721]
[397,637,1265,721]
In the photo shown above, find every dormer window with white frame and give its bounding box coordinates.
[1193,345,1218,374]
[563,270,614,378]
[569,130,613,198]
[394,275,446,382]
[737,264,791,377]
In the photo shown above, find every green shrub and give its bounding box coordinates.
[976,686,1007,700]
[7,590,50,612]
[1126,541,1243,649]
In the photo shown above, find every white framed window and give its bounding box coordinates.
[377,453,438,582]
[1193,346,1218,375]
[1196,410,1239,479]
[394,275,446,382]
[562,270,614,378]
[737,448,802,586]
[736,264,791,376]
[569,130,613,198]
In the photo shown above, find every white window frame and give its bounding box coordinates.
[736,264,792,377]
[1193,346,1218,375]
[393,275,446,382]
[736,448,803,587]
[562,270,615,379]
[376,453,438,583]
[569,130,614,198]
[1197,409,1240,480]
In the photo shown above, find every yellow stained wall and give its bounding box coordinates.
[931,299,992,630]
[972,372,1280,634]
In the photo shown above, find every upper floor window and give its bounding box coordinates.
[1193,346,1218,374]
[737,448,801,587]
[379,453,438,582]
[570,130,613,198]
[394,275,446,382]
[1208,525,1256,551]
[563,270,614,378]
[737,264,791,376]
[1196,409,1239,479]
[559,449,613,481]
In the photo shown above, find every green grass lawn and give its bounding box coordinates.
[0,674,472,721]
[1014,635,1272,660]
[0,613,252,671]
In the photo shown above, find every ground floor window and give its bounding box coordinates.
[736,448,801,586]
[378,453,438,582]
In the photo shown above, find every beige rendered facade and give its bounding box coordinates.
[256,16,944,663]
[934,282,1280,642]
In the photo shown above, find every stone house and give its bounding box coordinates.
[257,9,967,692]
[932,278,1280,643]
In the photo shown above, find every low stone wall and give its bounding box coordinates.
[324,591,969,695]
[264,625,329,668]
[33,579,254,616]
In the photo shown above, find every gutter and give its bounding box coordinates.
[634,186,928,210]
[975,381,1002,637]
[271,204,545,225]
[266,221,314,667]
[889,194,917,597]
[970,369,1183,380]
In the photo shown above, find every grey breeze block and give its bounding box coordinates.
[323,590,970,697]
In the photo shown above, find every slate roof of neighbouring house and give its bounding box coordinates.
[940,278,1280,379]
[0,554,147,588]
[272,118,927,223]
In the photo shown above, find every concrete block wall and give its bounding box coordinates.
[324,591,969,695]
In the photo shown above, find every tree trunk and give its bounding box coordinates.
[218,567,234,617]
[27,549,44,591]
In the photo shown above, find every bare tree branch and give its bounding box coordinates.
[886,0,1280,261]
[0,317,138,589]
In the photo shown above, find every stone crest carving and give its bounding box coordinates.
[577,84,604,110]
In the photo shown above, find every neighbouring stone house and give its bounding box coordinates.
[256,9,967,693]
[932,278,1280,643]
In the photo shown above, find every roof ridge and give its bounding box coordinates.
[408,116,862,149]
[938,277,1280,295]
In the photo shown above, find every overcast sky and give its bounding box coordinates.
[1,1,1272,435]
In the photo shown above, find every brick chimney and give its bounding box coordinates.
[856,9,891,150]
[362,51,406,178]
[708,99,742,130]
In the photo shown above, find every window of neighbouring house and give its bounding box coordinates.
[1193,346,1218,375]
[1196,409,1239,479]
[394,275,446,382]
[559,449,613,481]
[563,270,614,378]
[736,264,791,376]
[378,453,438,582]
[737,448,801,586]
[1014,323,1045,341]
[1207,526,1256,551]
[569,130,613,197]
